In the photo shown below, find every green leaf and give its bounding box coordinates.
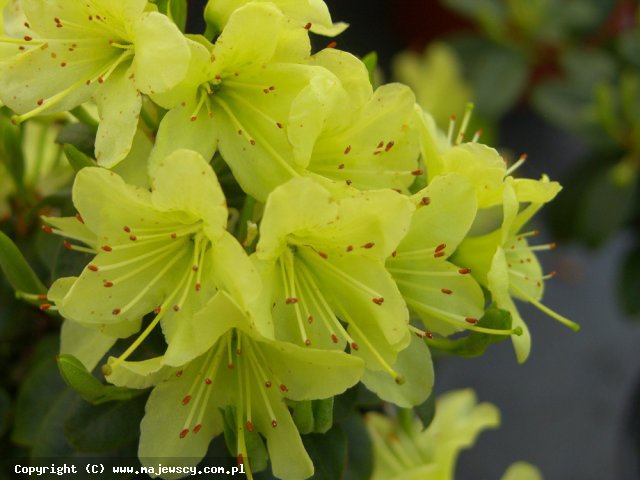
[63,144,96,172]
[0,109,24,189]
[301,424,347,480]
[13,351,67,446]
[619,29,640,69]
[64,394,147,452]
[452,38,527,117]
[0,231,46,294]
[414,391,436,429]
[618,245,640,316]
[576,161,638,248]
[56,354,145,405]
[168,0,188,32]
[0,388,10,437]
[55,123,96,158]
[361,51,378,87]
[341,413,373,480]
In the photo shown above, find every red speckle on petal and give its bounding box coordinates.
[271,420,278,428]
[279,384,288,392]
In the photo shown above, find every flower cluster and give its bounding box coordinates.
[0,1,576,478]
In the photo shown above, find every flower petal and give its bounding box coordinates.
[362,334,433,407]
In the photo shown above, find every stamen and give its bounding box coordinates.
[510,284,580,331]
[456,103,474,145]
[505,154,527,177]
[447,114,456,144]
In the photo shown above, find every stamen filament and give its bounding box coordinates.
[511,284,580,331]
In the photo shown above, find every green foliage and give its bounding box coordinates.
[301,425,348,480]
[0,231,46,295]
[56,354,145,405]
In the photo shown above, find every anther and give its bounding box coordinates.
[24,35,32,41]
[112,308,121,315]
[344,145,352,154]
[465,317,479,324]
[372,297,384,305]
[103,281,113,288]
[411,169,423,176]
[39,303,53,311]
[129,235,137,241]
[41,225,53,234]
[37,98,44,106]
[171,232,177,239]
[193,424,202,433]
[391,250,397,257]
[331,334,339,343]
[338,163,345,169]
[394,375,405,385]
[350,342,359,351]
[173,305,180,312]
[228,363,235,369]
[420,197,431,206]
[434,251,446,258]
[195,283,202,291]
[425,330,433,339]
[304,339,311,346]
[179,429,189,439]
[271,420,278,428]
[458,268,471,274]
[246,421,253,432]
[88,265,99,272]
[205,378,212,385]
[276,122,283,128]
[436,243,446,253]
[154,306,161,314]
[279,384,288,392]
[182,395,192,406]
[63,240,72,250]
[101,246,112,252]
[286,297,298,304]
[326,41,337,49]
[304,22,312,29]
[441,288,452,295]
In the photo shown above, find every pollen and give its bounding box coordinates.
[179,429,189,439]
[87,265,99,272]
[372,297,384,305]
[441,288,453,295]
[112,308,121,315]
[182,395,192,406]
[458,268,471,274]
[193,424,202,433]
[465,317,479,324]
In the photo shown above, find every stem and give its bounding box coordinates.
[70,106,98,131]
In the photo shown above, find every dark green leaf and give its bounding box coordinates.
[618,245,640,316]
[64,394,147,452]
[341,413,373,480]
[55,123,95,157]
[13,352,67,446]
[57,354,145,405]
[332,386,359,423]
[30,390,79,458]
[576,161,638,248]
[63,144,96,172]
[0,231,46,294]
[0,388,10,436]
[301,424,347,480]
[414,391,436,429]
[619,29,640,69]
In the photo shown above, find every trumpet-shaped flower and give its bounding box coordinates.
[111,291,364,480]
[150,2,351,200]
[386,174,518,340]
[452,176,579,363]
[204,0,348,37]
[0,0,190,166]
[45,149,261,368]
[254,177,432,406]
[366,389,500,480]
[302,49,421,193]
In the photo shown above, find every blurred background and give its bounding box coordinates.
[320,0,640,478]
[2,0,640,478]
